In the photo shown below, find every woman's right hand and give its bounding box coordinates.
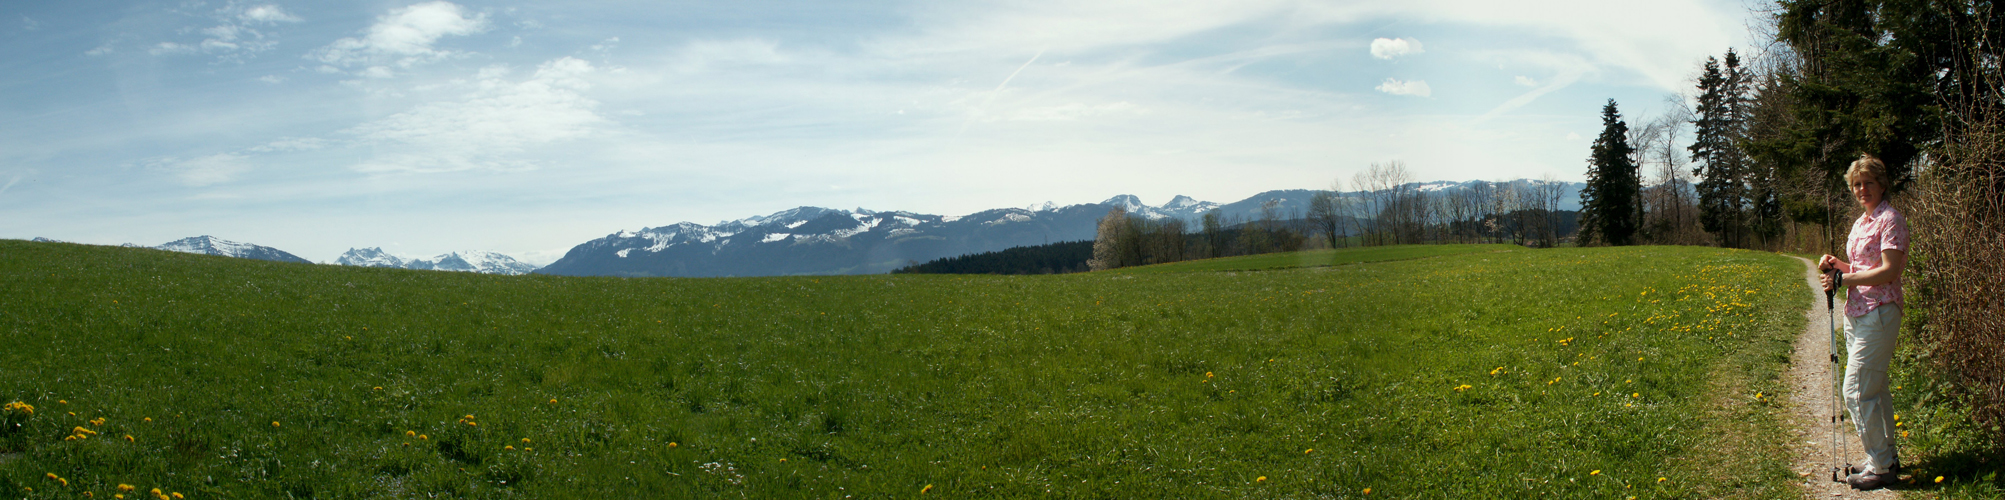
[1819,254,1841,272]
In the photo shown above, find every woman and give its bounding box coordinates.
[1818,154,1909,490]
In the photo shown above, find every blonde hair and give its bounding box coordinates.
[1845,154,1892,196]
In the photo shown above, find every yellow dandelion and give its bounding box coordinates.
[118,485,134,492]
[419,434,428,440]
[504,445,515,450]
[1362,487,1372,494]
[921,484,934,494]
[1936,476,1944,483]
[668,442,678,448]
[271,421,280,428]
[1256,476,1267,482]
[373,387,382,391]
[1304,448,1314,454]
[143,417,151,422]
[173,494,185,499]
[124,435,134,442]
[548,399,557,404]
[1205,372,1214,378]
[407,430,416,437]
[1901,431,1909,438]
[1590,470,1600,475]
[1631,393,1639,398]
[1658,477,1667,482]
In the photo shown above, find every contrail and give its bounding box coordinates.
[0,174,21,195]
[958,49,1045,138]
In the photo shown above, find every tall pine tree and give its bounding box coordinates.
[1583,99,1642,246]
[1690,51,1751,248]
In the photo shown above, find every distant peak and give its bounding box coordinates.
[1102,194,1143,208]
[1164,195,1202,208]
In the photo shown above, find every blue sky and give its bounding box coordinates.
[1,0,1758,264]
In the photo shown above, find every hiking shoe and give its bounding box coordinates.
[1846,470,1893,490]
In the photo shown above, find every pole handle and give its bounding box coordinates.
[1824,268,1838,310]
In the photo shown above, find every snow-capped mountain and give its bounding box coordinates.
[336,247,539,275]
[152,236,311,264]
[537,204,1113,277]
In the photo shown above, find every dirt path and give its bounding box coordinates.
[1783,256,1903,499]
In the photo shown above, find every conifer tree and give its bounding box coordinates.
[1582,99,1642,246]
[1690,51,1750,247]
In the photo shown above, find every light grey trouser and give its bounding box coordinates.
[1844,304,1901,474]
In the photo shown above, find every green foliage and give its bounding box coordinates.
[0,240,1808,497]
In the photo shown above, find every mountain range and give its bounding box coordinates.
[334,248,539,275]
[535,179,1580,278]
[25,179,1582,278]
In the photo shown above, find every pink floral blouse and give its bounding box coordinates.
[1845,202,1909,317]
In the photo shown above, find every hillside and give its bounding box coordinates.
[1,240,1806,497]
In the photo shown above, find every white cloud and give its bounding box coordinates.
[258,75,285,84]
[1375,78,1430,97]
[1515,75,1538,86]
[239,5,301,24]
[312,1,489,69]
[85,44,114,56]
[21,16,40,31]
[1369,37,1422,59]
[361,66,395,79]
[343,57,605,173]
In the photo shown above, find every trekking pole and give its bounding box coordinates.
[1826,268,1853,482]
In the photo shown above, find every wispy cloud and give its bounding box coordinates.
[21,16,40,31]
[142,3,302,63]
[343,57,605,173]
[151,153,252,186]
[1476,51,1594,122]
[0,172,25,194]
[1376,78,1430,97]
[311,1,488,74]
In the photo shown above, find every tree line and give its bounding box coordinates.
[890,240,1093,275]
[1089,163,1582,272]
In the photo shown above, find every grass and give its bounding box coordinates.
[0,240,1809,498]
[1114,243,1520,274]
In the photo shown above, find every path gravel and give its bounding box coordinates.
[1784,256,1904,499]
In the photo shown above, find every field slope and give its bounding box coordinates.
[0,240,1805,498]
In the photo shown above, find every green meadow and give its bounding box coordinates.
[0,240,1809,498]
